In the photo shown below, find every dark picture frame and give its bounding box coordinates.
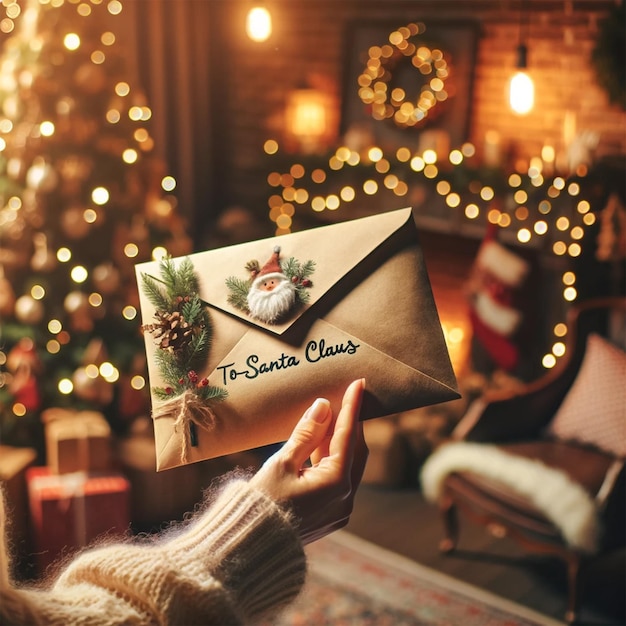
[341,20,480,154]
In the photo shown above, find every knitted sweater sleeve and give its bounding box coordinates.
[5,480,306,626]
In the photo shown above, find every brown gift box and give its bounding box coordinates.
[116,418,264,525]
[136,207,460,470]
[42,409,112,474]
[0,445,37,555]
[26,466,130,575]
[115,419,203,525]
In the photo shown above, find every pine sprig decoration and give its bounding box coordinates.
[296,285,312,305]
[141,257,226,403]
[282,257,316,305]
[299,259,316,278]
[281,257,300,279]
[186,327,212,372]
[181,296,203,327]
[225,275,252,312]
[143,256,200,302]
[141,273,171,312]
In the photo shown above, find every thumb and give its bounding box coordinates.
[281,398,332,470]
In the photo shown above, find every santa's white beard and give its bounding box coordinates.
[247,279,297,324]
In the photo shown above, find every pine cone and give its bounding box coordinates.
[143,310,193,352]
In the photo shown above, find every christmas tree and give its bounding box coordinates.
[0,0,192,454]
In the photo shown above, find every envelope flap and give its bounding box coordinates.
[136,208,414,336]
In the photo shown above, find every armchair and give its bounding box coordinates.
[421,297,626,624]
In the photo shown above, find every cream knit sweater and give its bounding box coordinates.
[0,479,306,625]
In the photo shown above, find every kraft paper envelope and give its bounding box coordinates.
[136,207,460,471]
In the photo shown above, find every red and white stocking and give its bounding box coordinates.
[467,233,530,371]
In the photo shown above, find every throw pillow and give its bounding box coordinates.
[548,333,626,457]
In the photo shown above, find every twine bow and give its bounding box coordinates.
[153,389,217,464]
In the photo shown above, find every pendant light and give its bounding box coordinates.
[246,4,272,42]
[509,0,534,115]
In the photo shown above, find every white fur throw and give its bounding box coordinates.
[420,441,600,552]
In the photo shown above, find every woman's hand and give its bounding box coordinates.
[249,379,368,544]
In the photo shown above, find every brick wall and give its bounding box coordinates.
[213,0,624,223]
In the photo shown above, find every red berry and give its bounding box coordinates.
[291,276,299,284]
[302,279,312,287]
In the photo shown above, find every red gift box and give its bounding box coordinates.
[26,467,131,575]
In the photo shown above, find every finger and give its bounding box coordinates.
[310,379,364,466]
[350,422,369,490]
[280,398,332,471]
[328,378,365,466]
[309,412,335,466]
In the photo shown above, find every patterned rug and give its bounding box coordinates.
[266,531,564,626]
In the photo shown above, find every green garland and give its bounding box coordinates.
[591,1,625,110]
[141,257,227,404]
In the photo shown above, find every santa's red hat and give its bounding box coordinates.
[251,246,285,286]
[259,246,282,275]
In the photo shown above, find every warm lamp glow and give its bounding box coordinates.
[246,6,271,42]
[440,315,471,375]
[509,70,534,115]
[285,88,333,154]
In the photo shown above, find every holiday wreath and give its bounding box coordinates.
[357,22,450,128]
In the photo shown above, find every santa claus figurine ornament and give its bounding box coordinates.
[226,246,315,324]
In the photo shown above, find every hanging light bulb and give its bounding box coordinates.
[246,5,272,42]
[509,44,534,115]
[508,0,534,115]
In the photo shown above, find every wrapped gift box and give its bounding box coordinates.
[0,446,37,562]
[116,417,256,526]
[116,417,266,527]
[42,408,112,474]
[26,467,130,575]
[116,425,202,526]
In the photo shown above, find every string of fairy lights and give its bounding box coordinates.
[263,138,594,371]
[261,21,596,372]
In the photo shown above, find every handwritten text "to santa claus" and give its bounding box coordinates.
[216,338,361,385]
